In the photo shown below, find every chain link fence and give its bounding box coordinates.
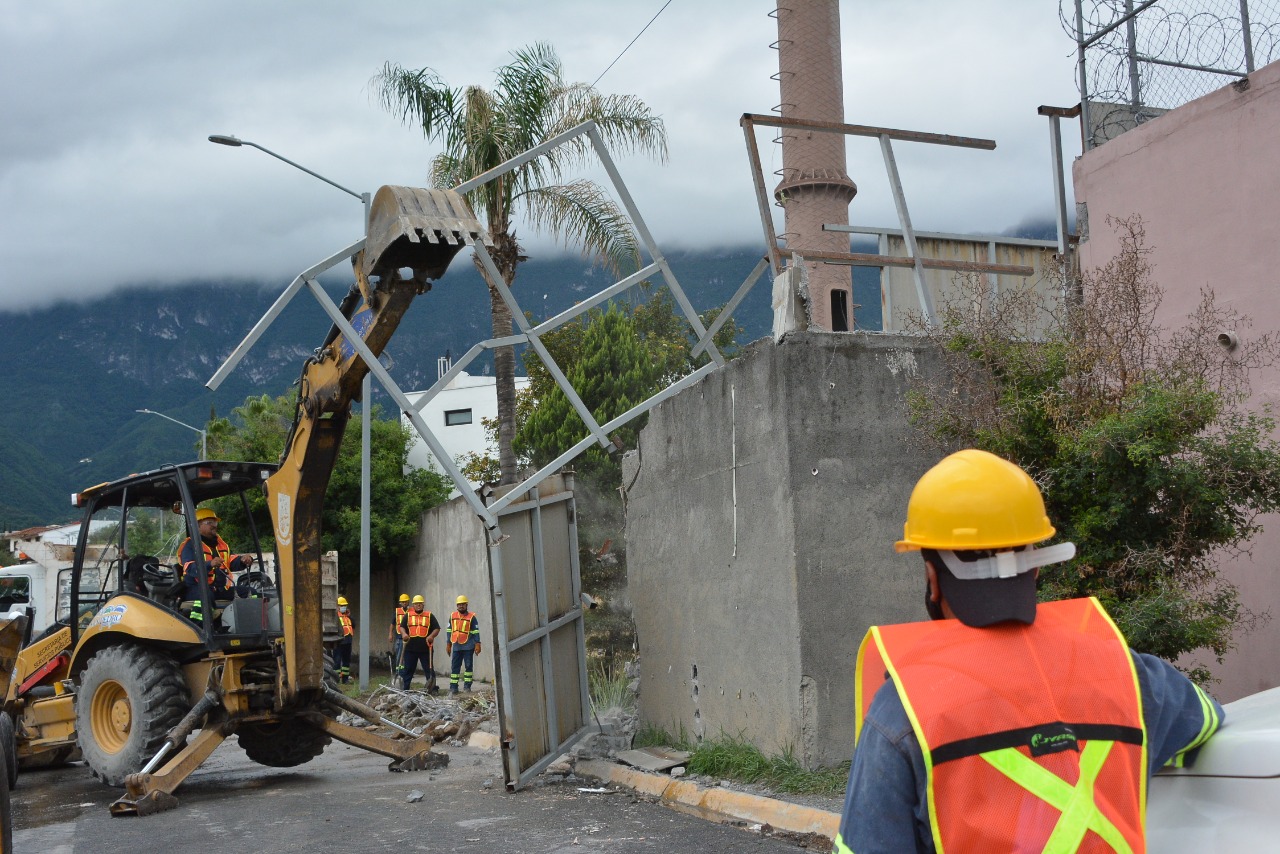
[1063,0,1280,148]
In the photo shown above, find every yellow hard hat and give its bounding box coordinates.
[195,507,220,523]
[895,449,1055,553]
[337,596,348,606]
[398,593,410,602]
[456,595,468,605]
[412,595,425,604]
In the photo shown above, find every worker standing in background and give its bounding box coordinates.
[388,593,409,679]
[334,596,354,684]
[400,595,439,692]
[835,449,1225,854]
[447,595,482,694]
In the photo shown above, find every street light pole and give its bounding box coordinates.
[136,408,208,460]
[210,133,373,690]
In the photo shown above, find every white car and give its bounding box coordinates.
[1147,685,1280,851]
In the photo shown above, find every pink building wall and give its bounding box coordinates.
[1073,59,1280,700]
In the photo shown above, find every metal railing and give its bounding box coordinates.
[1066,0,1279,149]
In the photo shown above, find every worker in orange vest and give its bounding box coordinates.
[447,595,482,694]
[399,595,439,692]
[835,449,1225,854]
[334,596,354,684]
[387,593,409,678]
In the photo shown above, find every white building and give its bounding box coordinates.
[403,369,530,480]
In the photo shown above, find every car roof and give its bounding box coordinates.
[1157,685,1280,779]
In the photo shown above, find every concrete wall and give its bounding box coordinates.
[625,332,940,767]
[397,494,495,683]
[1073,58,1280,701]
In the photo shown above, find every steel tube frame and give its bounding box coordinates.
[206,239,365,391]
[826,224,1059,250]
[740,113,1001,326]
[486,361,718,516]
[691,256,769,358]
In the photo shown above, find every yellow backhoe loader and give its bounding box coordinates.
[0,186,485,816]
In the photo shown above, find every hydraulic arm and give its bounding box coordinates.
[266,186,486,706]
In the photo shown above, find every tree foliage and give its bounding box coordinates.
[204,393,450,587]
[373,42,668,485]
[906,216,1280,682]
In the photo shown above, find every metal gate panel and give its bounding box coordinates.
[487,473,591,790]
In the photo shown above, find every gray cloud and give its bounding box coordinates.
[0,0,1081,311]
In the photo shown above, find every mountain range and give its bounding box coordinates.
[0,246,885,530]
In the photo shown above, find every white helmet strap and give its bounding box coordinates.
[937,542,1076,580]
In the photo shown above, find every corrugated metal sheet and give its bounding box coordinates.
[880,236,1063,334]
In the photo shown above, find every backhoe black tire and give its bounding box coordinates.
[239,653,339,768]
[0,735,11,854]
[237,717,331,768]
[75,645,190,787]
[0,711,16,790]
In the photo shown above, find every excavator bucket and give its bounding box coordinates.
[363,186,487,281]
[0,612,28,700]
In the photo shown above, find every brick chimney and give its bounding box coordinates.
[773,0,857,330]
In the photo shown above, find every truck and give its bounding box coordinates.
[0,185,484,815]
[1,525,80,639]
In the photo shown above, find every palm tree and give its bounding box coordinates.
[373,43,668,484]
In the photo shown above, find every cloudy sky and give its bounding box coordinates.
[0,1,1082,312]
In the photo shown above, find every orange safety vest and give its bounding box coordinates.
[178,535,236,591]
[405,610,433,639]
[450,611,476,645]
[339,611,353,637]
[855,597,1147,854]
[393,606,406,629]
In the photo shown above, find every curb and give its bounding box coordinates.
[576,759,840,840]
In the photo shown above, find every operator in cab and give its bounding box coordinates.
[178,507,255,624]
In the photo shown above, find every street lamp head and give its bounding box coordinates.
[208,134,243,147]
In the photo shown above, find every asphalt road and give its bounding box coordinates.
[9,733,814,853]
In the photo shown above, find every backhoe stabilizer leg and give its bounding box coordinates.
[109,726,228,817]
[301,712,448,772]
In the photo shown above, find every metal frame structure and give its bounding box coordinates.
[207,120,732,789]
[737,113,1035,326]
[208,119,725,533]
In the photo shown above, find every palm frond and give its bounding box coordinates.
[518,180,641,276]
[371,62,458,141]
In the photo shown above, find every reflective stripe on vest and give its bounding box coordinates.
[406,611,433,638]
[339,612,353,637]
[450,611,475,645]
[855,597,1147,854]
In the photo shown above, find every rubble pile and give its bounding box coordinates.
[336,685,497,745]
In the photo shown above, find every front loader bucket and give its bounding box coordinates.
[0,613,28,699]
[364,186,487,281]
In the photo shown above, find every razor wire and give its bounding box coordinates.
[1062,0,1280,148]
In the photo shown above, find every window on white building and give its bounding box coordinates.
[444,408,473,426]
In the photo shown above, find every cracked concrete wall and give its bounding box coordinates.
[625,333,942,767]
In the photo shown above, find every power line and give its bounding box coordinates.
[591,0,675,88]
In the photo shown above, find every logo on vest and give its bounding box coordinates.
[1028,724,1079,757]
